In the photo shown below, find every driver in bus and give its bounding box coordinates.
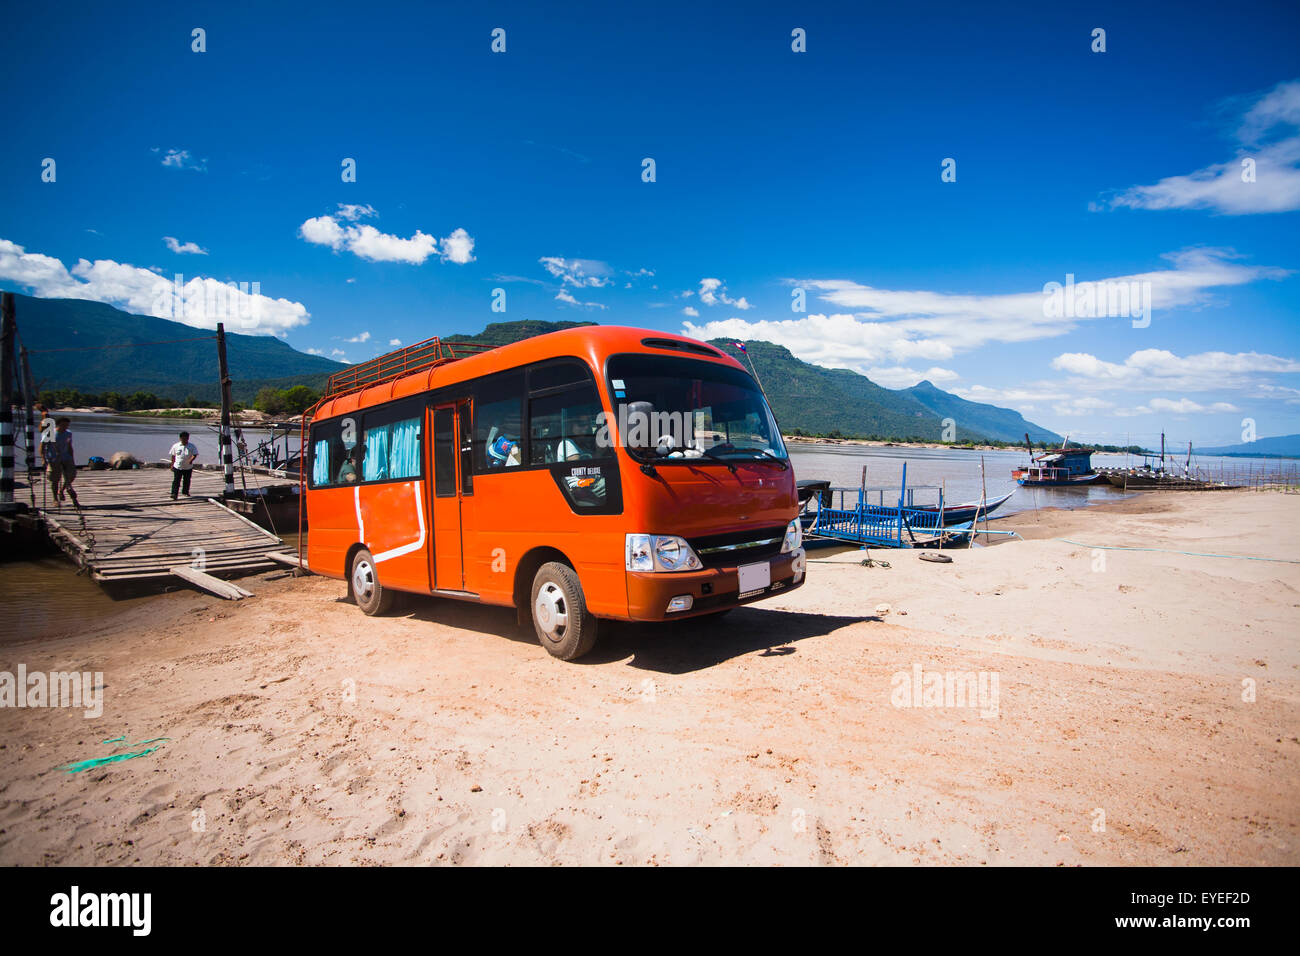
[557,436,606,505]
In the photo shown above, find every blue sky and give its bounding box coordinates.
[1,0,1298,446]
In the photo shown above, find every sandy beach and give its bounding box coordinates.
[1,490,1296,866]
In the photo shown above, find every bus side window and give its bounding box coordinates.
[362,410,421,481]
[473,371,524,472]
[529,388,604,464]
[528,367,605,466]
[310,420,341,487]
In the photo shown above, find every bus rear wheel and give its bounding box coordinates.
[351,548,395,616]
[530,562,599,661]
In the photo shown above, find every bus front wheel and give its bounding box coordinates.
[351,548,395,616]
[530,562,599,661]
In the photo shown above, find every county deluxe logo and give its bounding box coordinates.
[49,886,151,936]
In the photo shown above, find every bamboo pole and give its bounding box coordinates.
[216,323,235,497]
[0,293,14,506]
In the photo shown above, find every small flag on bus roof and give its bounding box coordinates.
[733,341,747,352]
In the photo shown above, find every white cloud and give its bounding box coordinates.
[1051,348,1300,392]
[1101,79,1300,214]
[1052,396,1116,417]
[539,257,612,287]
[299,208,471,265]
[300,215,346,249]
[865,366,960,389]
[335,203,377,221]
[307,348,324,355]
[347,331,371,343]
[681,248,1287,376]
[555,289,607,309]
[157,148,206,172]
[952,383,1071,406]
[1113,397,1241,417]
[346,225,437,264]
[682,306,699,317]
[698,277,752,310]
[0,237,309,334]
[439,227,475,264]
[163,236,208,255]
[389,338,402,346]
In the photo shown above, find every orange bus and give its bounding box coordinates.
[303,325,806,660]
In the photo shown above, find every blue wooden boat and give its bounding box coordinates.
[798,467,1017,548]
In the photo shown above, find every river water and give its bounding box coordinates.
[11,413,298,468]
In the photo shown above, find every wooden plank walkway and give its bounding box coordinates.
[36,468,283,591]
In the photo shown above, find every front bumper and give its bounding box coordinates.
[624,548,806,621]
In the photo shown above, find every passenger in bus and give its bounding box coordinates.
[337,443,365,483]
[487,432,521,468]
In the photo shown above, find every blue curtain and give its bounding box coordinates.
[390,418,420,478]
[363,424,391,481]
[312,439,331,486]
[361,417,419,481]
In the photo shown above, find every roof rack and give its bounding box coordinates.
[323,335,497,398]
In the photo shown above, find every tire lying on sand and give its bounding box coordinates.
[919,552,953,564]
[530,561,599,661]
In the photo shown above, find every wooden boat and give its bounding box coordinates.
[1013,435,1104,486]
[1100,471,1242,491]
[1098,436,1243,491]
[873,490,1016,529]
[798,479,1014,530]
[1015,465,1105,487]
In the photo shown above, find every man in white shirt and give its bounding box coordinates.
[168,431,198,499]
[38,405,56,467]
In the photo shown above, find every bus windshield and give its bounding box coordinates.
[606,353,788,462]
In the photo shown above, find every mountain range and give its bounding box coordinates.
[9,293,342,404]
[4,292,1062,443]
[1196,434,1300,458]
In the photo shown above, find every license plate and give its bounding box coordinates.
[738,561,771,595]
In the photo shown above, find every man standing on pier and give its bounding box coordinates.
[169,431,198,499]
[38,404,55,467]
[50,417,77,507]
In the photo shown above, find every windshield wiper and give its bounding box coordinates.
[723,447,789,470]
[664,445,737,473]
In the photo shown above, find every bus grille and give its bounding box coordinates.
[688,526,786,568]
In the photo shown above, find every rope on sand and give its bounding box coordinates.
[1053,538,1300,564]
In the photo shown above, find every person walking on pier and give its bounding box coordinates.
[49,417,77,506]
[169,431,198,499]
[38,405,56,467]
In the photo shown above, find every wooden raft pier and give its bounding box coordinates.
[36,468,288,597]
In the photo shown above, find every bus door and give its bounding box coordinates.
[430,400,472,591]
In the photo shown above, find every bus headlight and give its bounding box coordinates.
[780,519,802,553]
[626,534,703,572]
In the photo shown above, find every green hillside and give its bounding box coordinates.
[7,293,344,403]
[709,339,957,440]
[901,379,1061,444]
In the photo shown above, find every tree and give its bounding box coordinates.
[253,386,286,415]
[280,385,318,415]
